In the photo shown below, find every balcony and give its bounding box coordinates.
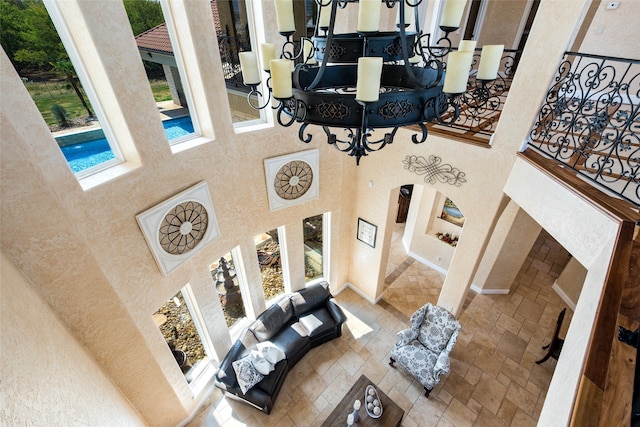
[526,52,639,208]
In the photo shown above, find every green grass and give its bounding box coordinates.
[25,79,173,126]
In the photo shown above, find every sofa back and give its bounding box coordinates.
[249,296,294,342]
[290,281,331,317]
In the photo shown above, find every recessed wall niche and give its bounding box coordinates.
[441,197,465,227]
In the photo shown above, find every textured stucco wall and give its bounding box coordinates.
[0,252,146,426]
[0,1,352,425]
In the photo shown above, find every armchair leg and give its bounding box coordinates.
[424,387,432,398]
[389,357,395,367]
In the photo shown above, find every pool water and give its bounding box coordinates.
[60,116,194,173]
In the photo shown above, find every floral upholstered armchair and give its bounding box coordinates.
[389,303,461,397]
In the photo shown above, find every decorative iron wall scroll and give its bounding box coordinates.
[403,155,467,187]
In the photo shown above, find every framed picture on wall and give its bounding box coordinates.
[357,218,377,248]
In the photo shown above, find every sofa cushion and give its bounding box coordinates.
[255,359,287,396]
[291,282,330,316]
[298,307,335,338]
[270,322,310,357]
[250,297,294,342]
[232,355,264,394]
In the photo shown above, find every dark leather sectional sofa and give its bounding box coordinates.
[213,281,347,414]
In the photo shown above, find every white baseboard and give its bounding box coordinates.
[335,282,380,305]
[407,250,448,276]
[470,284,510,295]
[552,281,576,311]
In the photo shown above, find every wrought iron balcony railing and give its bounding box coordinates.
[425,49,521,146]
[218,35,251,90]
[527,52,639,207]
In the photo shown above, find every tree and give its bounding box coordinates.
[50,60,93,118]
[0,0,27,70]
[123,0,164,37]
[12,0,66,70]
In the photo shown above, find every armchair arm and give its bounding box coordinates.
[433,324,461,379]
[433,351,451,379]
[395,328,418,347]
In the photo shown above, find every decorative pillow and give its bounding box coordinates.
[250,350,275,376]
[256,341,286,365]
[232,355,264,394]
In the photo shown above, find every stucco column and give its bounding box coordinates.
[437,0,592,316]
[472,201,542,293]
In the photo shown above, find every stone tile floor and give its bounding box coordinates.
[188,225,572,426]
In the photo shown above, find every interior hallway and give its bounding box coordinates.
[188,224,573,426]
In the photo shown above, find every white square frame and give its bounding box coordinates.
[264,149,319,211]
[136,182,219,276]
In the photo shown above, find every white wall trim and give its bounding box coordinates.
[334,282,380,305]
[552,281,577,311]
[407,250,449,276]
[470,284,510,295]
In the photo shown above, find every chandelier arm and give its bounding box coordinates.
[412,123,429,144]
[303,0,339,91]
[276,98,298,127]
[435,93,461,125]
[298,123,313,143]
[398,1,423,88]
[246,76,273,110]
[281,34,304,61]
[313,0,332,8]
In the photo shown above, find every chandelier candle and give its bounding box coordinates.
[270,59,293,99]
[357,0,382,33]
[239,52,260,85]
[261,43,276,71]
[318,2,331,29]
[356,57,383,103]
[274,0,295,34]
[477,44,505,81]
[443,51,473,94]
[458,39,477,52]
[303,39,316,64]
[440,0,468,29]
[396,0,415,28]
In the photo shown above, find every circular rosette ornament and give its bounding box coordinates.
[159,201,208,255]
[274,160,313,200]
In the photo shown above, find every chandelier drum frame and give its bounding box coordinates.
[241,0,500,164]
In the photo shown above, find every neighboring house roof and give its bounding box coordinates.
[136,23,173,55]
[135,1,221,55]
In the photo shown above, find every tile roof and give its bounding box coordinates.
[135,1,221,55]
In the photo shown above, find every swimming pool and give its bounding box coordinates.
[58,116,194,173]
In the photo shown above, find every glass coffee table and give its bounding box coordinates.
[320,374,404,427]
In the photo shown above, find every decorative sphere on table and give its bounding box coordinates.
[367,402,374,411]
[373,399,379,407]
[368,388,376,396]
[373,406,381,416]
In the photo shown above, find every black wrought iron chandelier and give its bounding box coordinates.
[239,0,504,164]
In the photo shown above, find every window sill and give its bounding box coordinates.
[79,161,141,191]
[170,136,214,155]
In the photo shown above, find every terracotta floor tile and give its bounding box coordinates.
[496,331,528,363]
[472,373,508,415]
